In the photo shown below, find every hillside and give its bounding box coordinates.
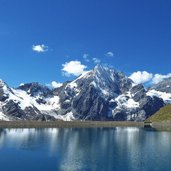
[146,104,171,122]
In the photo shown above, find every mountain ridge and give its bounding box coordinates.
[0,65,170,121]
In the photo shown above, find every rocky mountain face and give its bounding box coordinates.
[0,65,170,121]
[147,77,171,104]
[0,80,56,121]
[149,77,171,93]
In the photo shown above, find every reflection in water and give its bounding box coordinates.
[0,128,171,171]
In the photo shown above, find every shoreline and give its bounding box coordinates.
[0,121,144,128]
[0,121,170,130]
[151,122,171,131]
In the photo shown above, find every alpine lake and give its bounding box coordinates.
[0,123,171,171]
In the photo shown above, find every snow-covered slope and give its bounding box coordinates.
[0,65,168,121]
[0,81,61,120]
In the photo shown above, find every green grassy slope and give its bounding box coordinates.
[146,104,171,122]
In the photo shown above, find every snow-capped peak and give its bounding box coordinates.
[62,65,133,99]
[17,82,52,97]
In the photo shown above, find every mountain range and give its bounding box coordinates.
[0,65,171,121]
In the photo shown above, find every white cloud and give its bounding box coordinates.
[129,71,153,84]
[62,60,87,77]
[93,58,101,64]
[51,81,63,88]
[152,73,171,84]
[32,44,48,53]
[129,71,171,85]
[46,81,63,88]
[105,51,114,57]
[83,54,90,62]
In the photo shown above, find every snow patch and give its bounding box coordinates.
[56,112,75,121]
[0,111,9,121]
[115,94,139,109]
[147,89,171,103]
[68,82,77,89]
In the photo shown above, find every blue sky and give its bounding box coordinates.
[0,0,171,87]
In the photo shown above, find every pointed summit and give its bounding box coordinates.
[66,64,133,98]
[93,64,114,73]
[91,64,133,95]
[0,79,12,101]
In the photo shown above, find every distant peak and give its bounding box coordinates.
[0,79,5,84]
[18,82,45,88]
[0,79,9,88]
[17,82,52,97]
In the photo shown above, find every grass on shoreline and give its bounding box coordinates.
[146,104,171,122]
[1,120,171,131]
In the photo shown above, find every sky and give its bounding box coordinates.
[0,0,171,87]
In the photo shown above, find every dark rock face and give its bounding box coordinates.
[139,96,164,118]
[0,89,8,102]
[112,109,127,121]
[2,100,24,119]
[72,86,109,120]
[2,100,55,121]
[149,77,171,93]
[131,84,145,95]
[117,73,133,93]
[130,84,146,102]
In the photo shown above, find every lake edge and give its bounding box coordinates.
[0,121,144,128]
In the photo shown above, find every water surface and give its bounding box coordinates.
[0,127,171,171]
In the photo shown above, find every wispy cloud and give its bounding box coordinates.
[32,44,48,53]
[152,73,171,84]
[105,51,114,57]
[65,55,70,58]
[83,54,90,62]
[93,58,101,64]
[62,60,87,77]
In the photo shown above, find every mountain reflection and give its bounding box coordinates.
[0,127,171,171]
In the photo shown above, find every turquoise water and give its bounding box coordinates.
[0,127,171,171]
